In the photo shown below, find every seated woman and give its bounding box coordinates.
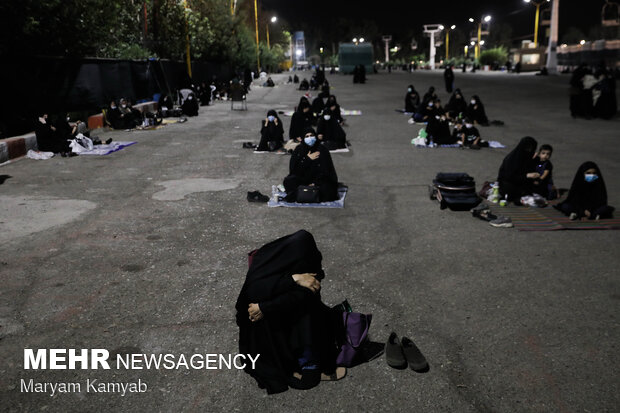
[317,108,346,150]
[311,96,325,120]
[466,95,489,126]
[319,81,330,98]
[257,110,285,152]
[413,98,438,123]
[326,95,343,124]
[497,136,540,204]
[106,100,124,129]
[283,127,339,203]
[35,113,70,155]
[554,161,614,220]
[299,78,310,91]
[181,92,199,116]
[263,77,275,87]
[404,85,420,113]
[426,112,454,145]
[117,98,142,128]
[445,88,467,120]
[289,101,313,142]
[235,230,344,394]
[421,86,438,108]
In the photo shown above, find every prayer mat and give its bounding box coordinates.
[487,204,620,231]
[268,185,347,208]
[341,109,362,116]
[395,109,414,115]
[412,140,506,149]
[78,141,137,156]
[162,119,179,124]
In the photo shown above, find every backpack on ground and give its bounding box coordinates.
[429,172,481,210]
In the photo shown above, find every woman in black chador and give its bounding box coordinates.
[256,109,285,151]
[317,108,346,150]
[466,95,489,126]
[284,127,338,202]
[289,100,313,141]
[497,136,540,204]
[235,230,341,393]
[555,161,614,220]
[445,88,467,120]
[404,85,420,113]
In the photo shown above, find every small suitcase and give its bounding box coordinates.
[429,172,481,210]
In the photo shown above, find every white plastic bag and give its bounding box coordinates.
[69,134,94,153]
[26,150,54,160]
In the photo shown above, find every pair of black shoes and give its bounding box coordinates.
[247,191,269,203]
[385,332,428,372]
[242,142,256,149]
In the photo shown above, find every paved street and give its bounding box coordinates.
[0,70,619,412]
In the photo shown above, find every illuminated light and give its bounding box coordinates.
[270,16,277,23]
[439,25,444,30]
[352,38,358,43]
[360,37,365,43]
[470,41,476,46]
[295,49,302,56]
[524,0,531,2]
[480,40,485,45]
[468,18,474,23]
[451,25,456,30]
[580,40,586,45]
[319,47,324,53]
[484,15,492,22]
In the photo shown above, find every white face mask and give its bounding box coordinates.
[188,96,193,100]
[428,102,434,107]
[470,100,476,105]
[408,88,412,92]
[323,115,331,121]
[66,116,70,121]
[267,115,275,122]
[121,104,127,108]
[465,123,473,128]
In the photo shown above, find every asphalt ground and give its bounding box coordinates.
[0,69,618,412]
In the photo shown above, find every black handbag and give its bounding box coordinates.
[296,185,320,203]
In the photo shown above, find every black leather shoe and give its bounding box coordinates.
[401,336,428,372]
[385,332,407,369]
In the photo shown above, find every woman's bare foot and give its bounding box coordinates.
[321,367,347,381]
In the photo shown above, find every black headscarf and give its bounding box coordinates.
[561,161,608,210]
[498,136,538,184]
[289,101,312,140]
[466,95,489,125]
[258,109,284,150]
[447,88,467,115]
[317,108,346,148]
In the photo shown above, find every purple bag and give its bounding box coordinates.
[336,312,372,367]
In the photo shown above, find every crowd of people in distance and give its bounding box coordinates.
[34,112,112,157]
[569,63,617,120]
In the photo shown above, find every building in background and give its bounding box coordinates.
[293,31,307,69]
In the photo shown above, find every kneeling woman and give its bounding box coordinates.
[555,161,614,220]
[257,110,285,151]
[497,136,540,203]
[235,230,342,393]
[284,127,339,202]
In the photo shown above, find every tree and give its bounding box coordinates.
[479,46,508,66]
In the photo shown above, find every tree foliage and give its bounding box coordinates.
[0,0,290,70]
[479,46,508,66]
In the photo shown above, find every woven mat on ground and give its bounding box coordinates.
[253,146,349,154]
[413,141,506,149]
[488,203,620,231]
[161,119,179,124]
[78,142,137,156]
[267,185,347,208]
[341,109,362,116]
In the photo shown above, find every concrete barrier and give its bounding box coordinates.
[0,132,39,164]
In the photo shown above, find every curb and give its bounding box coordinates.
[0,133,39,164]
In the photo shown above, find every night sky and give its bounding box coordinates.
[261,0,608,45]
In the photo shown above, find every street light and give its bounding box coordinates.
[266,16,277,48]
[359,37,365,43]
[444,24,456,60]
[181,0,192,78]
[524,0,550,48]
[352,37,358,44]
[469,15,492,60]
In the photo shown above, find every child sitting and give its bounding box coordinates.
[453,118,482,149]
[531,144,557,200]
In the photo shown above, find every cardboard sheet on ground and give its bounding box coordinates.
[77,141,137,156]
[488,203,620,231]
[268,185,347,208]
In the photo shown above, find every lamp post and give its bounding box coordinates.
[266,16,276,49]
[469,15,491,60]
[445,24,456,60]
[424,24,444,70]
[524,0,550,47]
[253,0,260,73]
[182,0,192,78]
[546,0,559,74]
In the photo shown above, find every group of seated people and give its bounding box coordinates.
[497,136,614,219]
[288,94,346,149]
[407,85,489,127]
[107,98,145,129]
[34,112,111,156]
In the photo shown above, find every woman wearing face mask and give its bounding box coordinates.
[497,136,540,204]
[106,100,124,129]
[289,101,313,142]
[181,92,199,117]
[283,127,339,203]
[404,85,420,113]
[317,108,346,150]
[465,95,489,126]
[257,110,285,152]
[326,95,343,124]
[554,162,614,220]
